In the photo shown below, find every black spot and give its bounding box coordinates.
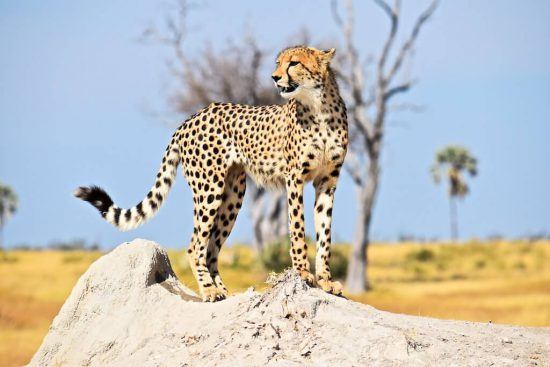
[136,202,145,219]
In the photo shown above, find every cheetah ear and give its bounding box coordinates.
[320,48,336,63]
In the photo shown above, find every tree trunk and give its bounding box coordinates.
[250,186,287,254]
[250,186,267,254]
[346,158,380,294]
[449,196,458,242]
[262,190,287,243]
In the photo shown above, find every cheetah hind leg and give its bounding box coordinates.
[187,183,228,302]
[206,166,246,299]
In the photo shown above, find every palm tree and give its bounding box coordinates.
[0,183,18,253]
[431,146,477,241]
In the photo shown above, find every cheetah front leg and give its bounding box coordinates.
[286,176,315,284]
[313,171,343,295]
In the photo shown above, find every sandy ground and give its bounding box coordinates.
[29,239,550,366]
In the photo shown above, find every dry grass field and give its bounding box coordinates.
[1,240,549,366]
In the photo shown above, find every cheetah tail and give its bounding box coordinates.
[74,134,181,231]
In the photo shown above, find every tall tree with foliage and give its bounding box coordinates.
[0,183,18,251]
[431,145,478,241]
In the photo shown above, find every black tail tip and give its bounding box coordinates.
[74,185,114,213]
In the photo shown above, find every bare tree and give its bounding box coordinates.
[332,0,439,293]
[142,0,288,253]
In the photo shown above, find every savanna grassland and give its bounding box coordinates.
[1,240,549,366]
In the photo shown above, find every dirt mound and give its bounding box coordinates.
[29,239,549,366]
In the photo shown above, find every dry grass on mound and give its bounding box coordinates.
[1,240,549,366]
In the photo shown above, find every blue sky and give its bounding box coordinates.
[1,0,549,248]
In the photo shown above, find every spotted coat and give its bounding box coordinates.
[75,46,348,301]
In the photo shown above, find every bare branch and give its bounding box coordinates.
[372,0,395,19]
[374,0,401,82]
[331,0,344,27]
[350,106,372,141]
[244,34,263,105]
[388,102,425,113]
[332,0,373,142]
[330,66,352,89]
[344,150,365,186]
[384,81,413,101]
[386,0,439,83]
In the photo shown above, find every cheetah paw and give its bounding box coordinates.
[213,278,229,298]
[200,286,227,302]
[297,269,315,285]
[317,278,343,296]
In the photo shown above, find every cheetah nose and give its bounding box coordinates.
[271,75,281,83]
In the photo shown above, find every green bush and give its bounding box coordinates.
[474,259,486,269]
[230,251,241,269]
[0,253,19,263]
[406,247,435,263]
[62,254,85,263]
[260,238,292,272]
[325,247,348,280]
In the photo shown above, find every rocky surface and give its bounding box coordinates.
[29,239,550,366]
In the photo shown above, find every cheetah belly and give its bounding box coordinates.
[229,142,286,189]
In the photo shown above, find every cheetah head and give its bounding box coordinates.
[271,46,335,102]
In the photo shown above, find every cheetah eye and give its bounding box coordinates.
[289,61,299,67]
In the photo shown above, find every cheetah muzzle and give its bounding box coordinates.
[75,45,348,302]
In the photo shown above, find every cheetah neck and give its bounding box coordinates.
[293,70,345,125]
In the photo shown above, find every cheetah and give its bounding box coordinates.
[75,45,348,301]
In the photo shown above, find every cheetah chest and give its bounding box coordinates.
[303,122,347,179]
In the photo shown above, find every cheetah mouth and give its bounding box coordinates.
[277,84,298,94]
